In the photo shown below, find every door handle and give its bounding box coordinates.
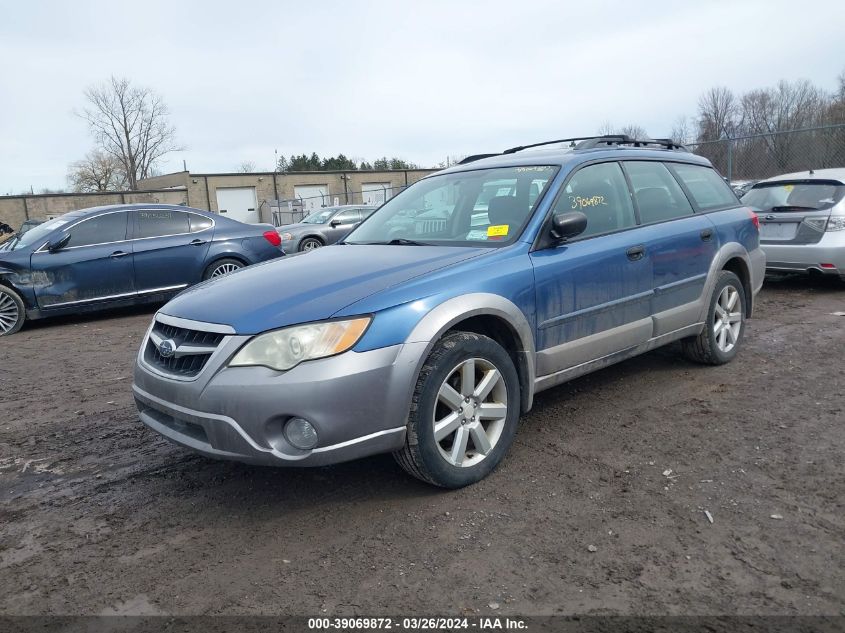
[626,245,645,261]
[189,239,208,246]
[700,229,714,242]
[110,250,129,259]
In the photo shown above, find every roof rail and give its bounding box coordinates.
[457,153,501,165]
[502,136,596,154]
[457,136,689,167]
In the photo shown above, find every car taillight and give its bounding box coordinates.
[748,209,760,230]
[263,230,282,247]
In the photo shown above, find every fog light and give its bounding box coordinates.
[284,418,318,450]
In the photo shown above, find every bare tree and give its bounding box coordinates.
[670,116,694,145]
[597,123,649,139]
[697,86,739,140]
[67,149,127,192]
[79,76,181,190]
[236,161,257,173]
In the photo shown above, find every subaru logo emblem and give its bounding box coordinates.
[158,339,176,358]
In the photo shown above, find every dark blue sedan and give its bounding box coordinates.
[0,204,283,335]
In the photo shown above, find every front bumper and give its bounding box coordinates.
[134,318,424,466]
[762,231,845,278]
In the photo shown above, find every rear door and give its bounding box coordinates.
[131,209,211,293]
[622,161,720,335]
[530,161,653,376]
[31,211,134,309]
[742,180,844,245]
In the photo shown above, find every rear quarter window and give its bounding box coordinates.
[670,163,738,210]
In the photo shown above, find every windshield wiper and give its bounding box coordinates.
[355,238,428,246]
[770,205,820,212]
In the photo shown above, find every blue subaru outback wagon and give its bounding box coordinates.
[133,136,765,488]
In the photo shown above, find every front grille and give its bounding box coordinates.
[144,320,225,378]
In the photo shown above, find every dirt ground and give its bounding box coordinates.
[0,277,843,617]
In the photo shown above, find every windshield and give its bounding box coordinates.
[345,166,557,246]
[742,181,845,212]
[301,209,336,224]
[1,216,71,251]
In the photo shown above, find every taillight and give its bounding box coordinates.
[748,209,760,230]
[263,230,282,247]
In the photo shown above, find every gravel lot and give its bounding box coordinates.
[1,277,843,616]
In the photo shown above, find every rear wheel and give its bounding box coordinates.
[0,284,25,336]
[681,271,746,365]
[299,237,323,252]
[203,258,244,280]
[394,331,521,488]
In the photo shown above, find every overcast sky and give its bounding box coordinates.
[1,0,843,193]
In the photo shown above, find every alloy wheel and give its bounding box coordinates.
[302,239,322,251]
[210,262,241,277]
[0,290,19,335]
[714,285,742,353]
[433,357,508,468]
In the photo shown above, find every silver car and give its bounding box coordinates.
[277,205,377,252]
[742,168,845,281]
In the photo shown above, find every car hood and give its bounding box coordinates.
[159,244,489,334]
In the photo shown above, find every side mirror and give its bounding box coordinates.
[330,219,342,227]
[551,211,588,242]
[48,233,71,252]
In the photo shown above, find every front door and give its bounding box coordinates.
[325,208,362,243]
[31,211,135,309]
[530,162,653,376]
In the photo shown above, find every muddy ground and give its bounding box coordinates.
[0,277,843,617]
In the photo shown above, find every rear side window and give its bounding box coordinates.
[137,210,190,238]
[554,162,636,238]
[624,161,693,224]
[189,214,213,233]
[66,212,128,248]
[671,163,737,210]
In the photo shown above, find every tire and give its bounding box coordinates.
[681,270,746,365]
[393,331,521,488]
[202,258,244,280]
[298,237,324,252]
[0,284,25,336]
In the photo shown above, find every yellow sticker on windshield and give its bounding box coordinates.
[487,225,509,237]
[783,184,794,192]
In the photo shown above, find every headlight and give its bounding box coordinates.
[229,317,371,371]
[281,232,293,241]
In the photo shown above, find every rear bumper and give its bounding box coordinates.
[762,231,845,277]
[133,338,426,466]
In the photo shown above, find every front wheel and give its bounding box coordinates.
[681,270,746,365]
[394,331,521,488]
[203,258,244,280]
[0,284,25,336]
[298,237,323,252]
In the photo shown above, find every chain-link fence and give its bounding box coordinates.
[687,124,845,185]
[265,184,410,226]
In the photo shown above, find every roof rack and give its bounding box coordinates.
[504,135,689,155]
[458,135,689,166]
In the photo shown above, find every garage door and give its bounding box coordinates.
[294,185,330,213]
[361,182,392,205]
[216,187,258,224]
